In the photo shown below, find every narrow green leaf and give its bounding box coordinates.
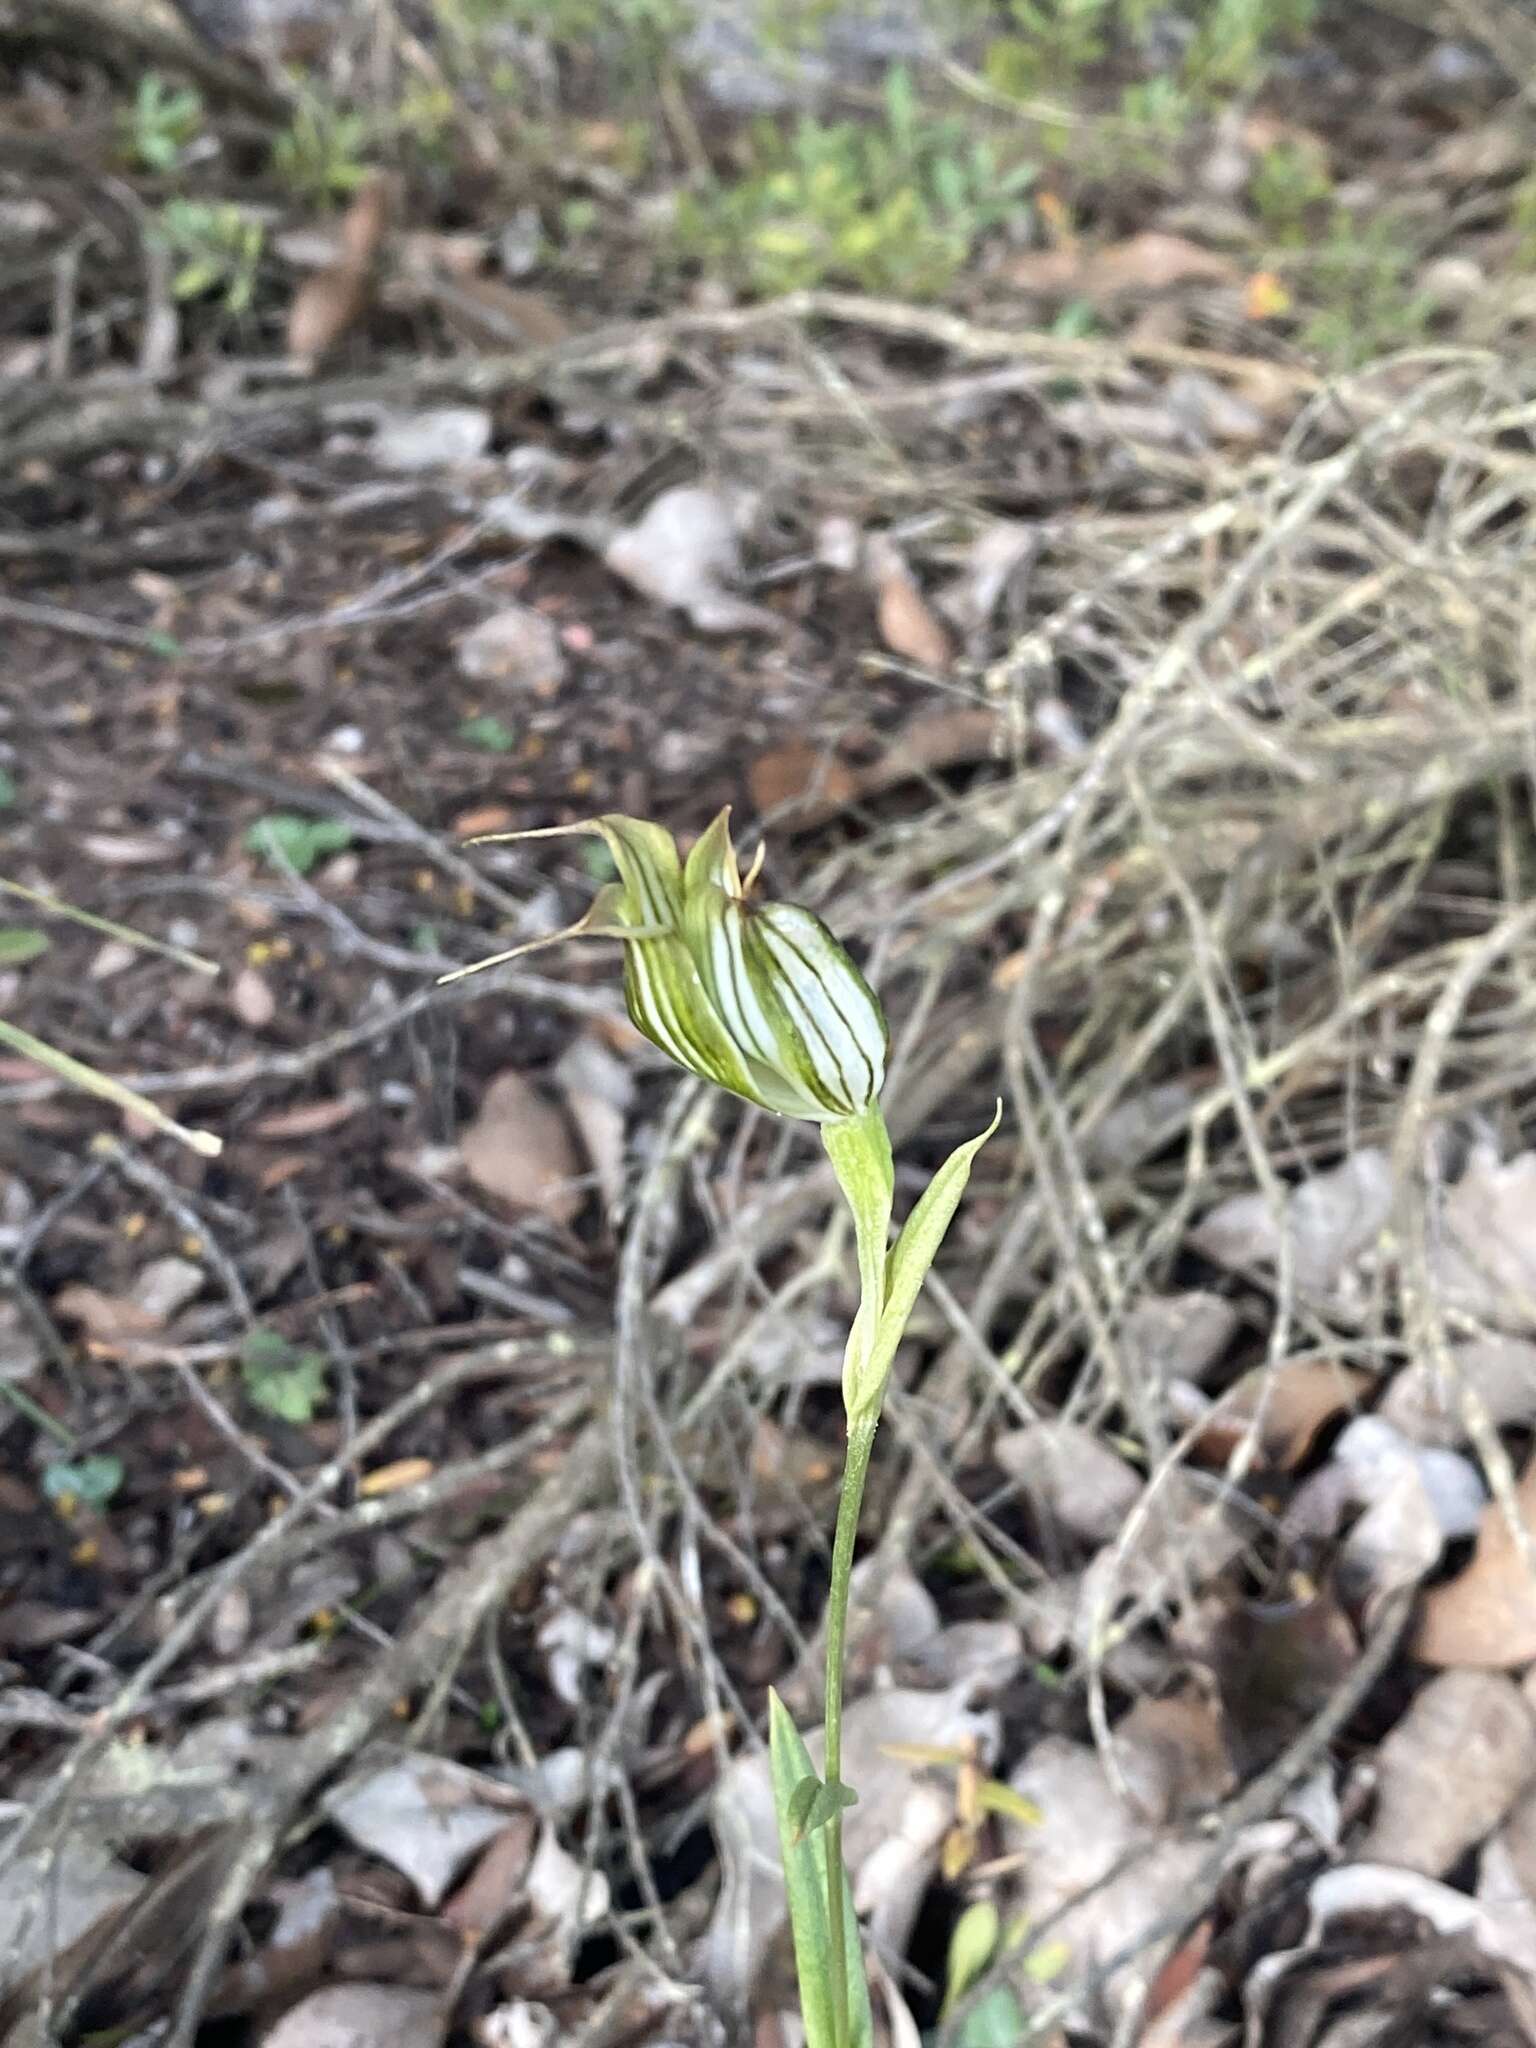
[0,928,49,965]
[787,1772,822,1840]
[768,1690,874,2048]
[823,1104,895,1391]
[977,1779,1042,1827]
[847,1103,1001,1419]
[943,1898,999,2019]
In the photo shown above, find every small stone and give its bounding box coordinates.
[455,607,567,691]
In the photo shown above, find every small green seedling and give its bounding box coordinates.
[458,714,518,753]
[245,813,355,876]
[160,200,265,315]
[125,73,204,174]
[240,1329,329,1423]
[43,1454,125,1513]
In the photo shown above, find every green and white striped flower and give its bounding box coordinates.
[445,809,888,1124]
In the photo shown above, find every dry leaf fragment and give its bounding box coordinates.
[322,1753,515,1909]
[553,1030,633,1221]
[1430,1142,1536,1330]
[0,1839,144,1994]
[261,1983,445,2048]
[602,485,779,635]
[1381,1334,1536,1447]
[1005,230,1236,299]
[372,406,492,473]
[994,1418,1142,1546]
[863,707,999,794]
[455,606,565,690]
[54,1282,163,1348]
[231,964,277,1030]
[287,264,369,365]
[458,1070,583,1225]
[748,738,858,820]
[1414,1456,1536,1670]
[1192,1147,1394,1310]
[130,1255,204,1324]
[250,1097,360,1139]
[1359,1669,1536,1875]
[1204,1357,1370,1470]
[866,535,952,671]
[442,1815,540,1937]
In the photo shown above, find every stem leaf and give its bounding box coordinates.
[788,1771,860,1841]
[847,1102,1001,1418]
[769,1690,874,2048]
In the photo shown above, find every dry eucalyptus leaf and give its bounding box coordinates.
[0,1299,42,1384]
[287,261,370,365]
[602,485,778,635]
[1003,1732,1209,2023]
[261,1983,445,2048]
[523,1823,610,1937]
[747,738,858,821]
[130,1255,204,1324]
[1206,1357,1370,1471]
[459,1070,583,1225]
[1414,1456,1536,1670]
[936,520,1037,637]
[455,606,566,690]
[865,535,953,671]
[443,1816,540,1937]
[1359,1670,1536,1875]
[861,708,999,796]
[372,407,492,473]
[553,1029,633,1220]
[1479,1785,1536,1977]
[1381,1335,1536,1447]
[1429,1143,1536,1330]
[1192,1148,1394,1309]
[322,1752,517,1908]
[994,1417,1143,1546]
[1005,230,1237,299]
[0,1840,143,1993]
[54,1281,164,1348]
[1116,1290,1239,1386]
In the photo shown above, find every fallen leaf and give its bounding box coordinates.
[1191,1147,1394,1311]
[1115,1291,1238,1386]
[442,1815,540,1936]
[937,520,1037,637]
[523,1823,610,1936]
[250,1097,361,1139]
[459,1069,583,1225]
[1286,1415,1486,1603]
[54,1282,163,1348]
[428,273,570,349]
[1430,1142,1536,1330]
[866,536,952,671]
[994,1418,1142,1546]
[537,1603,617,1708]
[0,1838,143,1994]
[1414,1456,1536,1669]
[287,262,370,365]
[1381,1334,1536,1447]
[1359,1669,1536,1875]
[80,831,176,866]
[452,804,516,840]
[862,707,1000,794]
[554,1030,633,1221]
[130,1255,204,1324]
[1199,1356,1369,1470]
[261,1983,445,2048]
[1208,1590,1358,1775]
[1006,230,1236,299]
[748,738,858,820]
[372,406,492,473]
[602,485,779,635]
[323,1752,517,1909]
[455,607,566,690]
[286,175,391,367]
[358,1457,433,1498]
[230,964,277,1030]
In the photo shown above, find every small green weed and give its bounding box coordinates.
[1250,137,1333,244]
[240,1329,329,1424]
[1299,210,1433,368]
[273,95,371,205]
[458,714,518,752]
[675,65,1035,297]
[43,1454,125,1512]
[124,72,204,174]
[0,929,49,965]
[160,200,264,315]
[245,813,355,875]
